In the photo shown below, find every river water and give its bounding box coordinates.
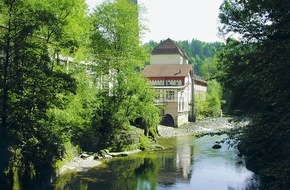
[48,134,259,190]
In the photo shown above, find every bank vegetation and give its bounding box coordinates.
[1,0,288,190]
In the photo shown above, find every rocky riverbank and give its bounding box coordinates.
[58,155,102,175]
[58,117,249,175]
[58,149,142,175]
[157,117,250,137]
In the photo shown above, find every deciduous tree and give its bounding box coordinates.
[218,0,290,189]
[90,0,159,151]
[0,0,89,188]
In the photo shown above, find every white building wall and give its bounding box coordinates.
[177,112,189,127]
[164,102,178,126]
[182,57,189,64]
[194,84,207,92]
[151,54,183,65]
[185,74,192,111]
[177,91,185,112]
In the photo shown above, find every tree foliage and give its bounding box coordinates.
[218,0,290,189]
[89,0,159,151]
[205,80,223,117]
[194,80,223,119]
[200,56,219,80]
[179,40,223,75]
[0,0,89,188]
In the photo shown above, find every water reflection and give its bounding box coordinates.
[48,135,259,190]
[157,136,194,187]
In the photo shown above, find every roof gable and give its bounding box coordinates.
[151,38,188,59]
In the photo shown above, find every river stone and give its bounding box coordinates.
[212,144,222,149]
[104,154,112,159]
[79,153,90,158]
[94,155,103,160]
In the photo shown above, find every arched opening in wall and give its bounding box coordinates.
[160,114,175,127]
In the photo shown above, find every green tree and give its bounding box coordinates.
[200,56,219,80]
[194,93,207,120]
[205,80,223,117]
[0,0,89,188]
[143,40,158,53]
[90,0,159,151]
[142,40,158,64]
[218,0,290,189]
[47,67,100,149]
[194,80,223,119]
[177,40,193,58]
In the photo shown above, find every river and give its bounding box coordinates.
[46,134,259,190]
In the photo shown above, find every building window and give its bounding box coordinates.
[166,90,175,100]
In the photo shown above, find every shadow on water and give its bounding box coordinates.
[45,135,259,190]
[45,156,159,190]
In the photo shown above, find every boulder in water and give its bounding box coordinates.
[79,152,90,159]
[212,144,222,149]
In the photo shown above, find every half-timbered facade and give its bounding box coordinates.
[142,38,207,127]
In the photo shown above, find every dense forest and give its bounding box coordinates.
[0,0,288,189]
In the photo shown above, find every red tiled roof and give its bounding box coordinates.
[142,64,192,77]
[151,38,188,59]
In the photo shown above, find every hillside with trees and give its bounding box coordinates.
[144,39,223,76]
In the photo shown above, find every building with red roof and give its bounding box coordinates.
[142,38,207,127]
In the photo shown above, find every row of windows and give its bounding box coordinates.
[155,90,176,101]
[154,89,190,112]
[194,85,207,92]
[150,80,182,86]
[166,90,175,100]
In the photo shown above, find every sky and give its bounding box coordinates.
[86,0,224,43]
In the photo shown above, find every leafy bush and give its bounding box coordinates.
[194,80,223,119]
[205,80,223,117]
[138,135,151,151]
[194,93,207,119]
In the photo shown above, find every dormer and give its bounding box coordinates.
[150,38,189,65]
